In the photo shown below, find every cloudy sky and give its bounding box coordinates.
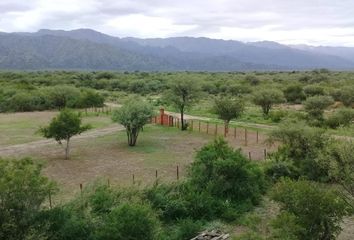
[0,0,354,46]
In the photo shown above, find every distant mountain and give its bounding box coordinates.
[0,28,353,71]
[289,44,354,63]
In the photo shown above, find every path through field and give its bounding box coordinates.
[0,126,124,156]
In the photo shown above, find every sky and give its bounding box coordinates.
[0,0,354,46]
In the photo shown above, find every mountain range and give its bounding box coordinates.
[0,28,353,71]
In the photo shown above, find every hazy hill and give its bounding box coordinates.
[0,29,353,71]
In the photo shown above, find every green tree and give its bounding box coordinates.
[46,86,81,109]
[338,87,354,107]
[164,79,200,130]
[268,122,331,181]
[0,158,55,240]
[77,89,105,108]
[304,95,334,122]
[212,97,245,135]
[283,84,306,104]
[252,89,284,116]
[317,141,354,200]
[39,109,91,159]
[112,100,154,146]
[271,179,349,240]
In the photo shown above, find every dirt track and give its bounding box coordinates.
[0,126,125,156]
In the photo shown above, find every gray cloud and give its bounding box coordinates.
[0,0,353,46]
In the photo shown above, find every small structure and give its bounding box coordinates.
[191,230,230,240]
[153,108,174,126]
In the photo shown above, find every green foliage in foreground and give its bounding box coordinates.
[271,179,349,240]
[0,158,55,240]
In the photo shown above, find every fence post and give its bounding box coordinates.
[79,183,83,195]
[176,165,179,181]
[256,131,259,144]
[48,190,52,209]
[264,149,267,160]
[234,127,237,138]
[248,152,252,160]
[155,170,158,180]
[224,124,227,137]
[244,129,248,146]
[132,174,135,184]
[207,122,209,134]
[215,123,218,136]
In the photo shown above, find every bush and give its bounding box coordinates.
[189,138,266,206]
[264,153,300,182]
[303,85,325,97]
[304,95,334,123]
[283,85,306,104]
[269,110,288,123]
[338,87,354,107]
[271,179,349,240]
[268,122,331,181]
[166,219,204,240]
[0,158,55,240]
[94,203,160,240]
[326,108,354,129]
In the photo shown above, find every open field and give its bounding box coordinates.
[0,110,353,239]
[0,111,115,146]
[0,111,274,200]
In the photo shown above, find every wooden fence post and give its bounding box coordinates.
[256,131,259,144]
[248,152,252,160]
[244,129,248,146]
[198,121,201,132]
[207,122,209,134]
[264,149,267,160]
[79,183,83,195]
[132,174,135,184]
[234,127,237,138]
[48,190,52,209]
[176,165,179,181]
[224,125,227,137]
[215,123,218,136]
[155,170,158,180]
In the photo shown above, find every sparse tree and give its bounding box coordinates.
[253,89,284,116]
[39,109,91,159]
[112,100,154,146]
[212,97,245,135]
[164,79,200,130]
[304,95,334,122]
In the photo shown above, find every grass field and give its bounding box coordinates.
[0,111,352,239]
[0,111,115,146]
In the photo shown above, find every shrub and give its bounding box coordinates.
[303,85,325,97]
[304,95,334,123]
[271,179,349,240]
[189,138,266,205]
[326,108,354,129]
[264,153,300,182]
[338,87,354,107]
[0,158,55,240]
[252,89,284,116]
[268,122,331,181]
[283,85,306,104]
[94,203,160,240]
[269,110,288,123]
